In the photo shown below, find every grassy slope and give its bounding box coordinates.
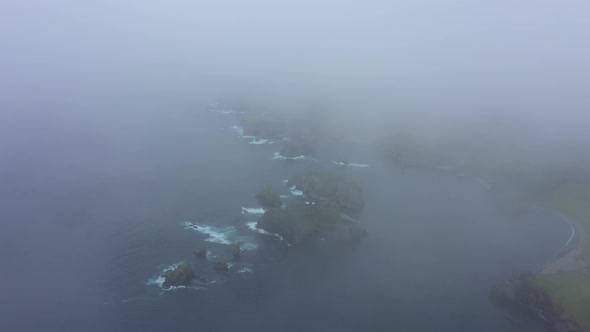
[533,187,590,331]
[529,270,590,331]
[552,188,590,260]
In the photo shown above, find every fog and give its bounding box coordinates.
[3,0,590,187]
[1,1,590,331]
[3,1,589,123]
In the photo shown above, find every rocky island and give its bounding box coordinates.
[162,263,194,289]
[257,171,366,246]
[214,258,230,274]
[193,246,207,258]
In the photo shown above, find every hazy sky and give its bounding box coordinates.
[2,1,589,136]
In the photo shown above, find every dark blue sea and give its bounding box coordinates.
[0,96,568,331]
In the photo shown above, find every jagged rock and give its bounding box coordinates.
[162,263,193,289]
[193,246,207,258]
[232,243,241,259]
[256,186,282,209]
[213,258,229,274]
[288,171,364,217]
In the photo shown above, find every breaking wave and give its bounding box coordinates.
[236,267,254,274]
[272,152,307,160]
[289,186,303,196]
[249,138,274,145]
[332,161,370,168]
[231,125,244,136]
[246,222,291,246]
[241,207,265,215]
[184,222,258,250]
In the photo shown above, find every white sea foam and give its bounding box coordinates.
[239,239,258,251]
[332,161,370,168]
[281,179,289,184]
[209,109,233,114]
[231,125,244,136]
[289,186,303,196]
[232,125,269,142]
[185,222,258,250]
[272,152,307,160]
[184,222,235,244]
[236,267,254,274]
[241,207,265,215]
[249,138,273,145]
[246,222,291,246]
[246,221,264,233]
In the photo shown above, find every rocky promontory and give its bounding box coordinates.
[490,273,582,332]
[258,200,366,246]
[256,171,367,246]
[255,186,283,209]
[288,171,364,217]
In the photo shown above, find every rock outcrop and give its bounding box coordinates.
[193,246,207,258]
[258,199,366,246]
[214,258,229,274]
[232,243,241,259]
[490,273,582,332]
[255,186,283,209]
[162,263,194,289]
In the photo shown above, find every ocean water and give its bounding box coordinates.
[0,101,568,331]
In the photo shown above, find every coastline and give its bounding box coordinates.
[541,217,585,274]
[492,193,590,332]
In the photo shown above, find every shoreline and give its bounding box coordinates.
[541,214,586,274]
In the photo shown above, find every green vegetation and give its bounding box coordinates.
[528,270,590,331]
[552,187,590,260]
[213,258,229,274]
[288,171,364,217]
[162,263,193,289]
[525,185,590,331]
[255,186,282,209]
[258,199,366,245]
